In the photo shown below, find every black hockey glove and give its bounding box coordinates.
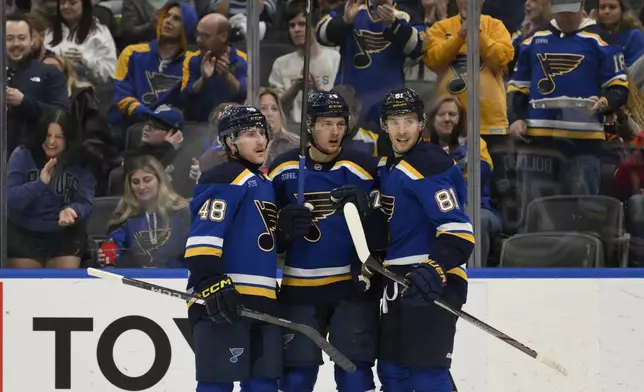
[330,185,371,216]
[277,203,313,239]
[194,274,241,324]
[400,260,447,307]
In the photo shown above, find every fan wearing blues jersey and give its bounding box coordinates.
[268,91,385,392]
[183,105,282,392]
[376,88,474,392]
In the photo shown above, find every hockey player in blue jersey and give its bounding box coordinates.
[268,91,385,392]
[183,105,282,392]
[376,88,474,392]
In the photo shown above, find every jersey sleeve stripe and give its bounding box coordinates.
[437,231,475,243]
[228,273,276,288]
[437,222,473,233]
[184,246,223,258]
[378,157,387,167]
[267,160,299,180]
[447,266,468,281]
[602,74,628,89]
[281,274,352,287]
[331,161,374,180]
[235,285,277,299]
[283,265,351,277]
[397,160,424,180]
[186,236,224,248]
[383,254,429,267]
[232,169,254,185]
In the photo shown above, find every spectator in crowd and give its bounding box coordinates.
[509,0,551,77]
[6,110,96,268]
[45,0,117,84]
[24,12,55,61]
[191,102,239,179]
[123,105,185,178]
[269,1,340,123]
[121,0,196,46]
[99,155,190,268]
[427,95,501,264]
[259,87,300,166]
[212,0,276,40]
[108,1,198,129]
[508,0,629,196]
[334,84,380,156]
[425,0,513,142]
[6,13,69,156]
[43,55,117,195]
[422,0,448,28]
[316,0,425,129]
[592,0,644,89]
[179,13,247,122]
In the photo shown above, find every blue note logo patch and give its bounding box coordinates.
[536,53,584,95]
[295,191,337,242]
[229,348,244,363]
[255,200,278,252]
[352,30,392,69]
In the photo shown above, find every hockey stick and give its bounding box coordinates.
[86,268,356,372]
[296,0,314,206]
[342,203,568,376]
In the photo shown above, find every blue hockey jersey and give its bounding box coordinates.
[268,148,380,304]
[378,142,473,302]
[316,3,425,126]
[609,28,644,68]
[508,19,628,140]
[108,2,198,126]
[184,161,279,320]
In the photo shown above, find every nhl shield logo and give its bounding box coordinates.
[229,348,244,363]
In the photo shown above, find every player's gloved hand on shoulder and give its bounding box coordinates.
[195,274,241,324]
[330,185,370,216]
[277,203,313,239]
[400,260,447,307]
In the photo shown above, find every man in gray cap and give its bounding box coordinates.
[507,0,629,197]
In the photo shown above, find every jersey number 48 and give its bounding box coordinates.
[198,199,227,222]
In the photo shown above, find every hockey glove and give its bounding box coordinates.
[277,203,313,239]
[400,260,447,307]
[195,274,242,324]
[330,185,371,216]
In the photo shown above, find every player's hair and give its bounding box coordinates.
[24,11,49,34]
[426,95,467,149]
[49,0,98,46]
[286,1,321,26]
[594,0,644,31]
[45,55,93,95]
[624,72,644,128]
[109,156,188,231]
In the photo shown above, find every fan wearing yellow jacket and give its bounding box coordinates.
[423,0,513,137]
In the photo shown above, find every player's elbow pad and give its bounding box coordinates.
[507,91,529,124]
[432,235,474,272]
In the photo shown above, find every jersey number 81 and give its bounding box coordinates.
[435,188,459,212]
[198,199,227,222]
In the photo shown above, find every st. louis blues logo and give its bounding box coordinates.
[229,348,244,363]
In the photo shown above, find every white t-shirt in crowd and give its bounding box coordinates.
[269,46,341,123]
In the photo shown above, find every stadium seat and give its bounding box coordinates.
[107,166,125,196]
[94,81,115,118]
[93,5,117,38]
[125,122,145,150]
[87,196,121,240]
[523,195,630,267]
[500,232,604,267]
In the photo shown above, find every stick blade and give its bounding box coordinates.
[343,203,370,263]
[87,267,124,282]
[537,354,568,376]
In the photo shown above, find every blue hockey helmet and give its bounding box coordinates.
[217,105,271,148]
[306,90,351,137]
[380,87,426,128]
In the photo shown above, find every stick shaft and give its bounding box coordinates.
[296,0,314,206]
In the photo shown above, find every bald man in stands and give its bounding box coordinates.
[180,13,248,122]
